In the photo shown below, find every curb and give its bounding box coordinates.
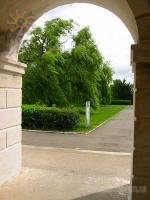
[23,129,82,135]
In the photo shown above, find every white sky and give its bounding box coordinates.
[29,3,134,83]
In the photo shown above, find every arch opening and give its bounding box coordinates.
[18,3,134,198]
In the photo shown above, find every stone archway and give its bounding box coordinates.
[0,0,150,199]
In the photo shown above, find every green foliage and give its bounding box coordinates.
[111,79,133,102]
[19,19,113,108]
[98,62,113,105]
[22,105,125,132]
[19,18,74,107]
[22,105,80,130]
[69,27,103,107]
[111,100,131,105]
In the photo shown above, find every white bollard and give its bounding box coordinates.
[85,101,90,127]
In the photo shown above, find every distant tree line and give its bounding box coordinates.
[111,79,133,103]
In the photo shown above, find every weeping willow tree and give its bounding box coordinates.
[19,18,74,106]
[19,18,113,107]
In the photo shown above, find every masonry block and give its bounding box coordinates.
[0,108,21,130]
[0,70,22,89]
[0,130,6,150]
[136,64,150,88]
[135,89,150,118]
[7,89,22,108]
[0,143,21,185]
[7,125,21,147]
[0,89,6,109]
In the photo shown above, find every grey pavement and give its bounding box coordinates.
[0,145,131,200]
[23,106,134,153]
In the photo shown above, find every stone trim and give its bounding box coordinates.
[0,57,26,75]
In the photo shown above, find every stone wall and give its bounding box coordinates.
[0,57,26,185]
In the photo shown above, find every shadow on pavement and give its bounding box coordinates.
[73,185,130,200]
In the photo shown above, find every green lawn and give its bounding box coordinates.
[75,105,126,132]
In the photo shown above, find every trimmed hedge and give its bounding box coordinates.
[22,105,80,130]
[111,100,132,105]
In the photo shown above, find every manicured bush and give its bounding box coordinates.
[22,105,80,130]
[111,100,132,105]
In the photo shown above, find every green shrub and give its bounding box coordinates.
[111,100,131,105]
[22,105,80,130]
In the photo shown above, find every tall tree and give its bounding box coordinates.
[19,18,74,106]
[69,27,104,107]
[19,19,113,107]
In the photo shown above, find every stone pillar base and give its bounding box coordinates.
[0,143,21,185]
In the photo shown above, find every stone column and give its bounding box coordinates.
[0,56,26,185]
[132,44,150,199]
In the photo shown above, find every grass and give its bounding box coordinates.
[75,105,126,132]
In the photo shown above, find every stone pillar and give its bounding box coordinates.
[0,56,26,185]
[132,44,150,199]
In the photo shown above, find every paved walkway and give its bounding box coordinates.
[0,146,131,200]
[23,107,134,153]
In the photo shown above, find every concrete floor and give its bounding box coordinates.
[0,107,133,199]
[23,107,134,152]
[0,146,131,200]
